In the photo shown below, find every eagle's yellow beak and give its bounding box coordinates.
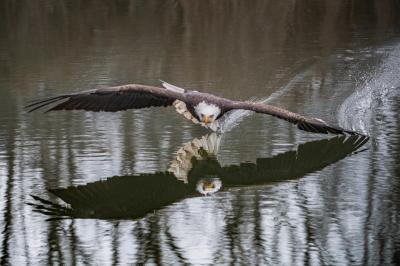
[203,115,210,124]
[203,182,215,190]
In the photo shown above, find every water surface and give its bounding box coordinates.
[1,1,400,265]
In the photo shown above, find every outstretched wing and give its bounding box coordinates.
[25,84,186,112]
[232,101,359,135]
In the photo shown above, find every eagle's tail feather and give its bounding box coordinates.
[160,80,186,94]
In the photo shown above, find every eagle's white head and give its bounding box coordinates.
[194,101,221,124]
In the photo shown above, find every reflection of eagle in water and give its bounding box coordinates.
[29,134,368,219]
[26,81,358,135]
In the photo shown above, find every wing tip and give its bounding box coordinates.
[299,119,367,137]
[24,95,70,113]
[335,126,368,138]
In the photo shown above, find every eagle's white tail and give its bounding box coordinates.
[160,80,185,93]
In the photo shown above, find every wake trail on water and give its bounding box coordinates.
[217,66,315,133]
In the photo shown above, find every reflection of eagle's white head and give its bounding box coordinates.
[196,178,222,196]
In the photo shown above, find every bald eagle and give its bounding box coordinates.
[26,81,358,135]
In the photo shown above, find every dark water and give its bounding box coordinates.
[1,1,400,265]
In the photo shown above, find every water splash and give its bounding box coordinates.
[338,45,400,135]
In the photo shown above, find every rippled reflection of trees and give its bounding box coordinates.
[1,0,400,98]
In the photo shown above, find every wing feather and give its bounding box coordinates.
[232,101,360,135]
[25,84,185,113]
